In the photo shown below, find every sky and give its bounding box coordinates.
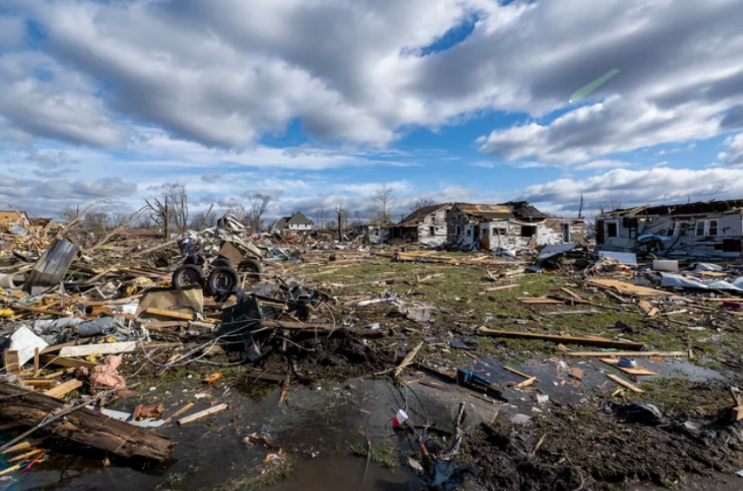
[1,0,743,224]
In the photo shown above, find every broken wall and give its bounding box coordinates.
[416,208,449,246]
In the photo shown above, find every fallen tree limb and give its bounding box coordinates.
[476,328,645,350]
[0,383,173,461]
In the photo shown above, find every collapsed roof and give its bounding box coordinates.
[599,199,743,218]
[454,201,548,221]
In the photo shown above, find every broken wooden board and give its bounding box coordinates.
[607,374,644,393]
[587,279,671,297]
[59,342,137,358]
[503,365,540,382]
[478,284,520,295]
[568,368,584,380]
[43,379,83,399]
[477,328,645,350]
[565,351,686,358]
[600,358,659,376]
[0,383,173,461]
[517,297,564,305]
[178,403,228,425]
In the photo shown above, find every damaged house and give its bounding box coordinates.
[596,200,743,258]
[273,211,314,232]
[368,203,452,246]
[447,202,585,251]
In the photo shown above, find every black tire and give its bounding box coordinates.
[207,266,239,296]
[172,264,204,289]
[212,257,232,268]
[238,258,263,282]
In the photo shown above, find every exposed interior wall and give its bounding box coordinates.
[367,226,390,244]
[597,212,743,257]
[416,209,448,245]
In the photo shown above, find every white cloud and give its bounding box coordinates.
[521,167,743,216]
[720,132,743,166]
[0,17,25,49]
[470,161,494,169]
[572,160,636,171]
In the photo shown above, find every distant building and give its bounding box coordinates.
[596,199,743,259]
[447,202,584,251]
[274,211,314,231]
[368,203,452,246]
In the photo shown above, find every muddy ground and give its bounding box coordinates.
[6,249,743,490]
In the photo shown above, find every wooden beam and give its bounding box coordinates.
[477,328,645,350]
[39,354,98,370]
[503,365,540,382]
[144,308,195,321]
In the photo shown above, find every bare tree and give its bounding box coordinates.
[245,193,272,231]
[599,200,623,214]
[314,208,326,229]
[145,183,190,239]
[372,184,395,224]
[578,194,584,218]
[410,198,437,214]
[190,205,217,230]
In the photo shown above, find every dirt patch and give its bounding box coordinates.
[462,381,743,491]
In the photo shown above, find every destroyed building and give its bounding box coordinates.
[367,203,452,245]
[0,210,30,228]
[596,199,743,258]
[273,211,314,232]
[446,202,584,250]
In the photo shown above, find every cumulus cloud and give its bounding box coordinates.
[0,52,129,147]
[720,133,743,166]
[520,167,743,215]
[201,173,222,183]
[1,0,736,157]
[572,160,636,171]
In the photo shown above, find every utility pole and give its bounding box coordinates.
[336,205,343,239]
[578,194,584,218]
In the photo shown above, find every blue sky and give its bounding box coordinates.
[1,0,743,223]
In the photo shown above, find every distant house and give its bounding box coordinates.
[0,211,30,228]
[274,211,314,231]
[447,202,584,251]
[596,199,743,258]
[368,203,452,246]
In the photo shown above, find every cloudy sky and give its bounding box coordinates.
[1,0,743,222]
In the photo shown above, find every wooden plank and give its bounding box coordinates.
[43,379,83,399]
[503,365,540,382]
[569,367,584,380]
[566,351,686,358]
[607,374,644,393]
[599,358,658,376]
[22,379,56,388]
[3,350,20,374]
[39,354,98,370]
[144,308,196,321]
[8,448,44,463]
[477,284,519,295]
[60,342,137,357]
[477,328,645,350]
[0,383,172,461]
[587,279,670,297]
[517,297,563,305]
[178,403,228,425]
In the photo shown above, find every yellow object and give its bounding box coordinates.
[0,309,15,317]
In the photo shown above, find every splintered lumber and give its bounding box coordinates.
[0,437,46,454]
[0,383,173,461]
[395,342,424,377]
[0,463,22,476]
[8,305,74,317]
[39,354,98,370]
[587,279,670,297]
[177,403,228,425]
[59,342,137,358]
[477,328,645,350]
[8,448,44,463]
[503,365,540,383]
[43,379,83,399]
[607,374,644,393]
[566,351,686,358]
